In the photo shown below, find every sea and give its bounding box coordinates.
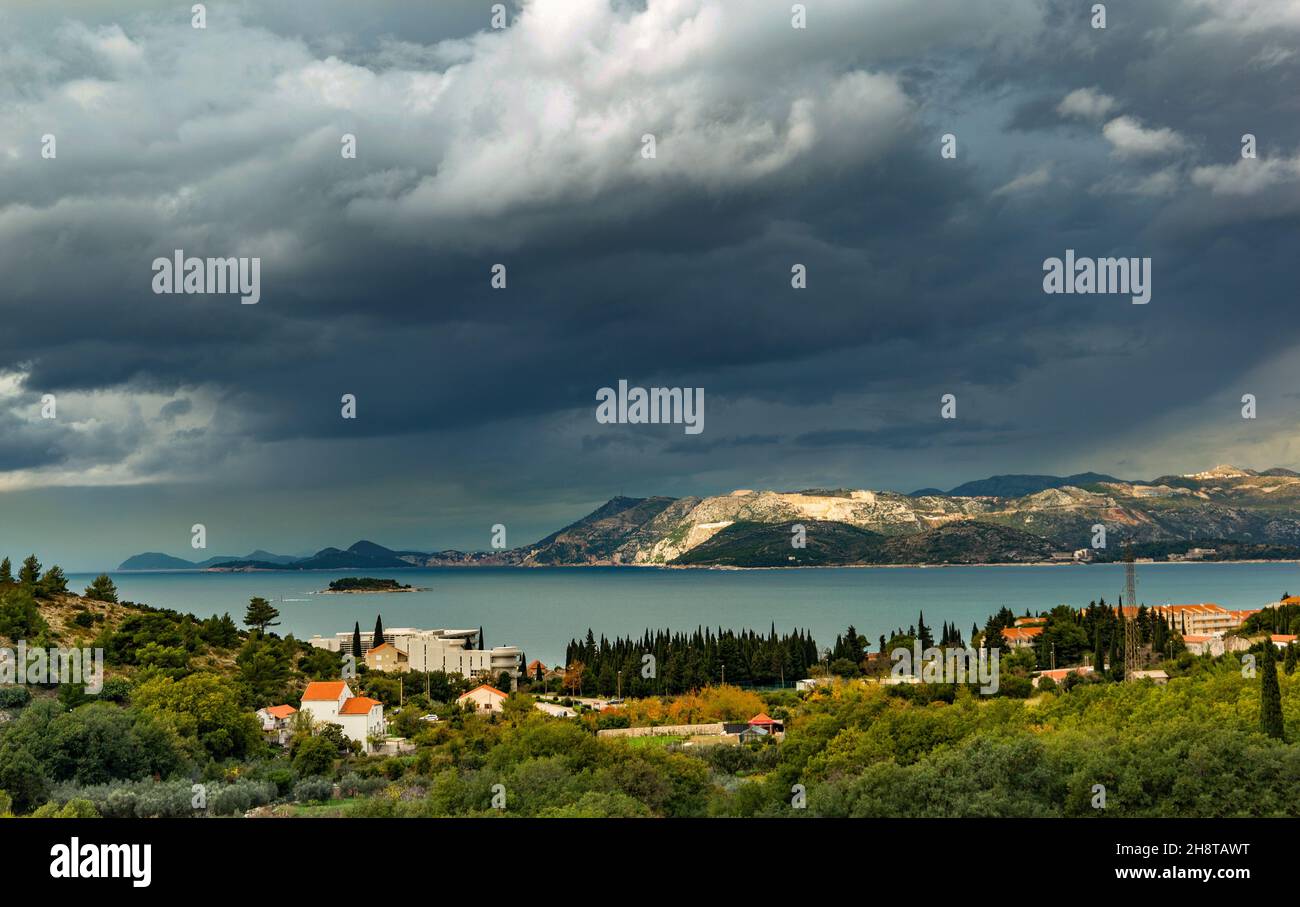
[66,562,1300,666]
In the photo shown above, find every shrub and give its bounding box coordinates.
[293,777,334,803]
[0,686,32,709]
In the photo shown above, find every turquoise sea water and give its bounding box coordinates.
[70,562,1300,666]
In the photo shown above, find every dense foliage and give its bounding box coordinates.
[563,626,819,695]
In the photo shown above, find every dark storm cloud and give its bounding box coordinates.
[3,0,1300,565]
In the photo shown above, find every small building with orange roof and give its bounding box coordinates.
[1001,626,1043,649]
[365,642,409,673]
[457,683,509,714]
[256,704,297,744]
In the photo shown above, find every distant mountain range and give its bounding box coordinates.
[911,471,1124,498]
[117,465,1300,570]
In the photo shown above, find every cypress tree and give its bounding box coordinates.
[1261,642,1285,740]
[0,557,11,583]
[1094,630,1106,674]
[351,622,362,659]
[373,615,385,648]
[1285,644,1297,676]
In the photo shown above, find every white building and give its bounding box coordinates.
[298,681,386,752]
[255,704,297,745]
[308,627,521,682]
[457,684,508,713]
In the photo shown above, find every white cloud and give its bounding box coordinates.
[1102,115,1187,158]
[1056,87,1116,121]
[1190,0,1300,35]
[1191,154,1300,195]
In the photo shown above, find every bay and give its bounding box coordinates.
[71,562,1300,667]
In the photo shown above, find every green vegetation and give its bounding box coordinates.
[563,626,818,696]
[327,577,412,592]
[1,549,1296,819]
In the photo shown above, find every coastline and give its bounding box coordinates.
[109,557,1300,574]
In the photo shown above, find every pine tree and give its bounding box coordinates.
[373,615,385,648]
[351,622,363,658]
[243,596,280,635]
[0,558,11,584]
[18,555,41,587]
[1261,641,1285,740]
[84,574,118,603]
[36,565,68,598]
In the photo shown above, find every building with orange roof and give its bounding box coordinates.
[1272,634,1297,650]
[1032,665,1094,688]
[256,704,298,744]
[1149,603,1242,636]
[365,642,409,673]
[1001,626,1043,649]
[298,681,386,751]
[1181,634,1225,657]
[457,683,508,713]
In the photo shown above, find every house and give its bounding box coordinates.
[298,681,386,752]
[1014,616,1046,627]
[457,683,508,714]
[1272,634,1297,651]
[1182,634,1225,657]
[525,659,553,680]
[365,643,409,673]
[256,704,297,745]
[1032,666,1094,688]
[1001,626,1043,649]
[746,712,784,734]
[1129,670,1169,684]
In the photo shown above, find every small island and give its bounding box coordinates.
[320,577,419,593]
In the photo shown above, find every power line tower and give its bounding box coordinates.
[1123,542,1141,681]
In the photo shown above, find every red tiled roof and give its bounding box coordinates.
[301,681,347,701]
[1002,627,1043,641]
[1035,666,1093,682]
[1272,635,1297,644]
[339,696,382,715]
[458,684,507,700]
[747,713,779,726]
[264,704,297,719]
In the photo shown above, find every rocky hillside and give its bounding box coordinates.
[519,465,1300,566]
[119,465,1300,569]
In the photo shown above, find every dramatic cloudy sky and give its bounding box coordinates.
[2,0,1300,568]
